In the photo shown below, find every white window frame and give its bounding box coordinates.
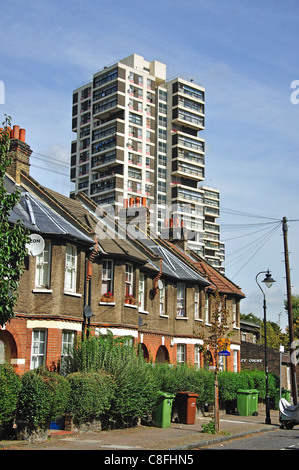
[177,283,186,317]
[31,329,47,369]
[35,240,51,288]
[101,259,113,295]
[194,285,200,319]
[233,349,238,372]
[139,272,145,311]
[64,244,77,293]
[159,279,166,315]
[219,354,226,371]
[61,330,76,374]
[194,344,201,369]
[205,293,210,323]
[125,263,133,296]
[232,298,237,325]
[177,344,186,364]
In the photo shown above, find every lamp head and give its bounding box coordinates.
[262,270,276,289]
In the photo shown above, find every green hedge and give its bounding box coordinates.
[0,364,21,424]
[108,358,159,427]
[69,334,160,427]
[153,364,278,407]
[1,338,280,434]
[66,371,114,425]
[16,368,70,430]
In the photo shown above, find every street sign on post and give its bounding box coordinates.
[218,350,230,356]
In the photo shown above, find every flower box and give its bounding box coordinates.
[125,295,135,305]
[101,292,114,303]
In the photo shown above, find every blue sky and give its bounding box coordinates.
[1,0,299,330]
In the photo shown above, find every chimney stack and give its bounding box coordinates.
[5,125,32,184]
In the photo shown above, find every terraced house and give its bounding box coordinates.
[0,126,245,374]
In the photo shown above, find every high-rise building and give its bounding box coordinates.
[70,54,224,272]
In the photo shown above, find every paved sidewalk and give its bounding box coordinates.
[0,409,283,451]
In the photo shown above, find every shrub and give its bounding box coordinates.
[69,334,160,427]
[200,369,215,406]
[153,363,207,405]
[108,359,160,427]
[218,371,254,402]
[16,368,70,430]
[36,368,70,421]
[66,371,114,426]
[201,419,216,434]
[0,364,21,424]
[242,369,278,400]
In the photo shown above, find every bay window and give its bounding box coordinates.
[125,263,133,297]
[205,293,210,323]
[159,279,166,315]
[35,240,51,288]
[31,329,47,369]
[194,285,200,319]
[177,283,185,317]
[64,244,77,293]
[101,259,113,295]
[61,330,76,375]
[138,273,145,310]
[177,344,186,364]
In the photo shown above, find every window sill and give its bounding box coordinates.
[63,291,82,298]
[176,316,188,320]
[124,303,138,309]
[159,314,169,318]
[32,289,53,294]
[195,318,203,322]
[99,302,116,306]
[139,310,149,315]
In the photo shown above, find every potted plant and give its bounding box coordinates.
[125,294,135,305]
[101,292,114,303]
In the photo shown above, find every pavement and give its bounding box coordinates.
[0,409,285,451]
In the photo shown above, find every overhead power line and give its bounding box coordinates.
[30,163,69,177]
[227,221,281,279]
[31,152,70,169]
[221,206,280,221]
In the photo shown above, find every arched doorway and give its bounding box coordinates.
[0,330,15,364]
[155,345,170,364]
[139,343,150,362]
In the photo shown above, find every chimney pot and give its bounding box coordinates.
[19,128,26,142]
[12,125,20,140]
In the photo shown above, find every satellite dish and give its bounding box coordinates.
[84,305,93,319]
[157,279,164,290]
[138,316,147,328]
[26,234,45,256]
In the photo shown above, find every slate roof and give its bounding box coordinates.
[5,175,94,245]
[162,240,245,298]
[138,236,209,285]
[8,173,160,269]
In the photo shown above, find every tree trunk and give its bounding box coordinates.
[214,371,220,433]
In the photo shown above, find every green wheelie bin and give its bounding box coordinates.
[237,389,259,416]
[153,392,175,428]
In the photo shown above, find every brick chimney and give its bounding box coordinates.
[6,125,32,184]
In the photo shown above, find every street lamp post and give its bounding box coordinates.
[255,269,276,425]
